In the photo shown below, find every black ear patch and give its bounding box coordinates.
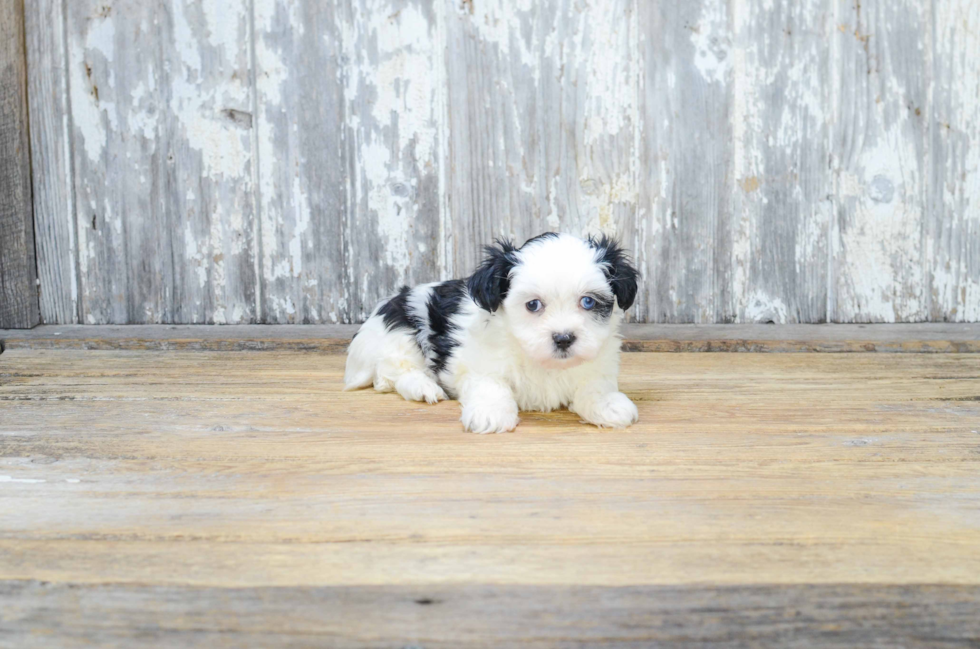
[520,231,559,247]
[467,239,519,312]
[588,235,638,311]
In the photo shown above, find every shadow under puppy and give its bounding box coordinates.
[344,233,639,433]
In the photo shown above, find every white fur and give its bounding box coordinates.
[344,234,638,433]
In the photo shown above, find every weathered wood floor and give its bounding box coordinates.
[1,348,979,647]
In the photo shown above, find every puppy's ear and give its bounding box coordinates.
[589,235,638,311]
[467,239,518,312]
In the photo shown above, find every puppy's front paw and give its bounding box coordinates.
[461,400,520,434]
[578,392,638,429]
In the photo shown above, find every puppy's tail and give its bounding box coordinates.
[343,319,381,391]
[343,366,374,391]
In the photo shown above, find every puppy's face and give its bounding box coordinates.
[468,233,638,369]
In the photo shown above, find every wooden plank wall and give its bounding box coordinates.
[0,0,40,329]
[22,0,980,324]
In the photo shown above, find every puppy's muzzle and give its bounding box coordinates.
[552,332,577,352]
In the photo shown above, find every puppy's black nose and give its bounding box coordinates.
[552,332,576,351]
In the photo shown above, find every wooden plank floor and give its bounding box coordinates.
[1,349,980,646]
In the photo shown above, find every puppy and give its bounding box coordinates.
[344,232,639,433]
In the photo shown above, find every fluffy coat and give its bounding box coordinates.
[344,233,639,433]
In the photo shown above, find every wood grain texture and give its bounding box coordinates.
[23,0,980,324]
[0,0,39,330]
[66,0,258,324]
[3,581,979,648]
[240,0,447,324]
[729,0,833,323]
[445,0,638,277]
[930,0,980,322]
[343,0,446,320]
[831,0,931,322]
[24,0,77,324]
[0,350,978,587]
[0,350,979,644]
[638,0,734,323]
[253,0,347,324]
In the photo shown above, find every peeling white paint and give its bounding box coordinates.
[253,4,290,108]
[465,0,537,68]
[691,0,731,84]
[581,174,637,238]
[730,35,754,317]
[184,221,208,290]
[288,175,311,278]
[932,256,980,321]
[933,0,980,322]
[171,0,202,72]
[254,0,316,322]
[254,2,288,295]
[202,1,243,55]
[838,123,926,322]
[69,40,108,163]
[434,0,452,280]
[342,0,441,278]
[269,295,297,318]
[67,0,258,324]
[127,78,158,142]
[744,291,789,324]
[169,11,251,188]
[729,0,833,323]
[366,5,437,165]
[43,0,980,325]
[361,139,411,272]
[580,1,635,143]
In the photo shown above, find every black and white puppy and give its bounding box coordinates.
[344,233,639,433]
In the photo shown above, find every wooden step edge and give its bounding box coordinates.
[2,324,978,353]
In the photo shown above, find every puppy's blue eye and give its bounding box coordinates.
[526,299,543,313]
[580,296,596,310]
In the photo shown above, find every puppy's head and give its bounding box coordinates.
[467,233,638,369]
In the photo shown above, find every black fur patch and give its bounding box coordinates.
[520,231,560,247]
[466,239,520,312]
[377,286,422,334]
[426,279,466,374]
[588,293,616,320]
[588,235,638,311]
[466,233,562,313]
